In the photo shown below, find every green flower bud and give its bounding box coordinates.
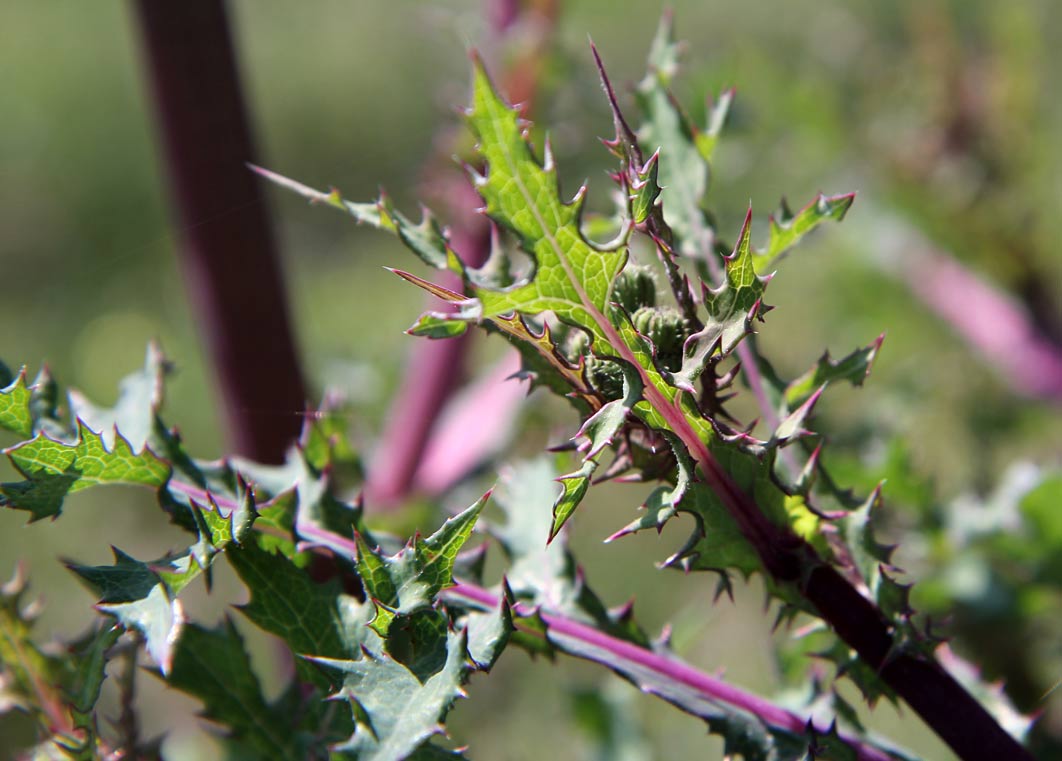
[586,356,624,400]
[632,306,689,371]
[613,264,657,313]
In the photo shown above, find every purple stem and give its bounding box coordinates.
[905,248,1062,401]
[413,352,527,496]
[132,0,307,464]
[249,511,893,760]
[444,582,894,761]
[365,0,557,507]
[364,185,490,507]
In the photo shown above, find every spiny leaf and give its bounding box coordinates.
[69,548,185,674]
[227,538,358,671]
[634,13,726,258]
[753,193,856,275]
[68,486,254,673]
[771,385,826,447]
[67,343,167,452]
[606,430,693,541]
[629,149,661,225]
[464,588,513,672]
[355,492,489,639]
[165,619,314,755]
[665,483,762,578]
[491,458,574,601]
[251,164,456,272]
[391,269,601,412]
[701,207,770,356]
[486,459,648,647]
[0,369,33,438]
[841,485,895,591]
[0,567,121,758]
[466,57,627,347]
[784,335,884,411]
[2,420,170,521]
[666,208,768,393]
[320,627,470,761]
[407,312,470,339]
[574,362,643,460]
[550,458,598,542]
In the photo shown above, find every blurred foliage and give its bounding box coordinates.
[1,1,1060,759]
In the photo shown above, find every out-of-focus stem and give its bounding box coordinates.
[365,0,558,507]
[863,211,1062,403]
[132,0,306,464]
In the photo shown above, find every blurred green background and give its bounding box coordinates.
[2,1,1060,759]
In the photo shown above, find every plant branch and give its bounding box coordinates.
[538,189,1034,759]
[443,582,894,761]
[257,511,897,761]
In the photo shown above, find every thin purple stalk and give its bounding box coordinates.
[365,301,479,507]
[444,582,895,761]
[251,513,894,760]
[734,337,804,478]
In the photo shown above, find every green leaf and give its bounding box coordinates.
[574,362,643,460]
[666,484,762,578]
[771,385,825,447]
[0,369,33,438]
[166,620,317,761]
[629,149,661,225]
[228,538,358,667]
[784,335,884,411]
[491,458,574,602]
[407,312,470,339]
[355,492,490,637]
[69,548,184,674]
[634,13,725,259]
[752,193,856,275]
[550,458,598,542]
[702,208,770,356]
[69,484,256,673]
[669,208,768,391]
[606,431,694,541]
[487,458,648,646]
[319,627,469,761]
[0,566,121,758]
[465,589,513,671]
[67,343,167,452]
[841,485,895,590]
[466,58,627,347]
[252,165,455,272]
[2,420,171,521]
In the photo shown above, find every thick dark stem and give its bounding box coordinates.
[132,0,306,463]
[782,539,1033,760]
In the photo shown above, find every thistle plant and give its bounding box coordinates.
[0,14,1051,761]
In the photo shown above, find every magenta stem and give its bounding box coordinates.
[443,582,895,761]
